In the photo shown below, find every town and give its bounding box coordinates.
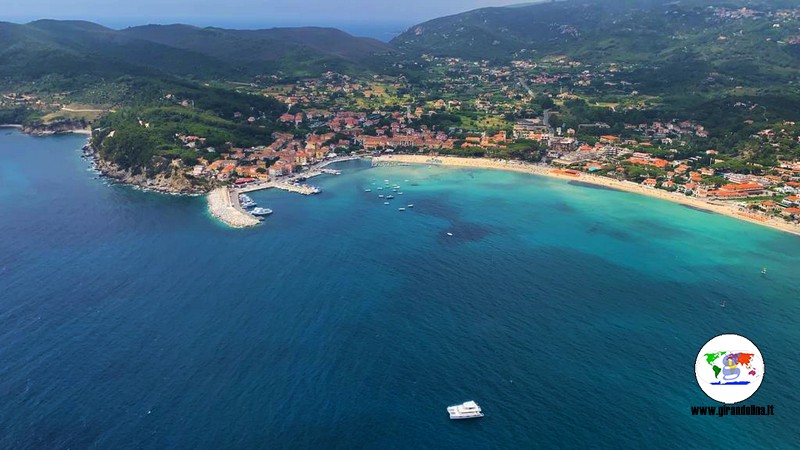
[5,51,800,227]
[165,58,800,227]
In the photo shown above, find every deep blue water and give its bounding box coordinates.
[1,130,799,448]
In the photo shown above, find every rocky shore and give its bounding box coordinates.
[83,143,214,196]
[22,120,91,136]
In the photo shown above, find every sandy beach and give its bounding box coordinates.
[207,187,260,228]
[373,154,800,237]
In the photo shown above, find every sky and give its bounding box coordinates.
[1,0,518,39]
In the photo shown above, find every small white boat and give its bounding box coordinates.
[365,189,372,192]
[447,401,483,420]
[398,192,404,195]
[250,207,273,216]
[447,232,453,236]
[407,204,414,208]
[378,194,384,198]
[398,207,406,211]
[384,202,390,205]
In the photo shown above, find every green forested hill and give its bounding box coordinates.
[0,20,396,84]
[0,21,231,81]
[392,0,800,89]
[0,20,393,176]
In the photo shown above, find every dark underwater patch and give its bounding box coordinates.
[568,181,621,192]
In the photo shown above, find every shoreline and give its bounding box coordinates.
[373,154,800,238]
[2,122,92,136]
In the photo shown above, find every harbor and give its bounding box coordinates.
[236,156,361,195]
[207,156,363,227]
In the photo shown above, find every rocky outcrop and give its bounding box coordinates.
[22,120,89,136]
[86,145,217,195]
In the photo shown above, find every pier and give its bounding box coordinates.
[237,180,320,195]
[237,156,363,194]
[207,188,260,228]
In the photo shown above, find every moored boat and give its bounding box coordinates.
[250,207,273,216]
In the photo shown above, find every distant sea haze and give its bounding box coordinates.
[102,19,412,41]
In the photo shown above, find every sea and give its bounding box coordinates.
[1,130,798,448]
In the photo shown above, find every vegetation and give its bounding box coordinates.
[0,107,41,125]
[3,0,800,176]
[93,81,285,172]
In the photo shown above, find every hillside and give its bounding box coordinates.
[392,0,800,89]
[0,20,396,85]
[120,25,391,63]
[0,21,229,82]
[119,25,395,76]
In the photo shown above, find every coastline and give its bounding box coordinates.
[207,187,260,228]
[373,154,800,237]
[82,137,213,196]
[2,122,92,136]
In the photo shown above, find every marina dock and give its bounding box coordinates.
[237,156,363,194]
[237,181,320,195]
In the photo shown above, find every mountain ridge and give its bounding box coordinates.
[0,20,397,83]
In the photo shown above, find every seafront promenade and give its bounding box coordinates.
[373,154,800,237]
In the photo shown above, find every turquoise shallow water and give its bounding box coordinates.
[1,130,799,448]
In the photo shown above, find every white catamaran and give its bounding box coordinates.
[447,401,484,419]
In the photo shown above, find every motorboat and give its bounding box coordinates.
[447,401,483,419]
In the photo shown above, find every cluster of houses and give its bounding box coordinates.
[357,130,456,151]
[713,7,761,19]
[504,116,800,221]
[625,121,709,139]
[189,131,346,182]
[265,72,402,108]
[2,93,42,106]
